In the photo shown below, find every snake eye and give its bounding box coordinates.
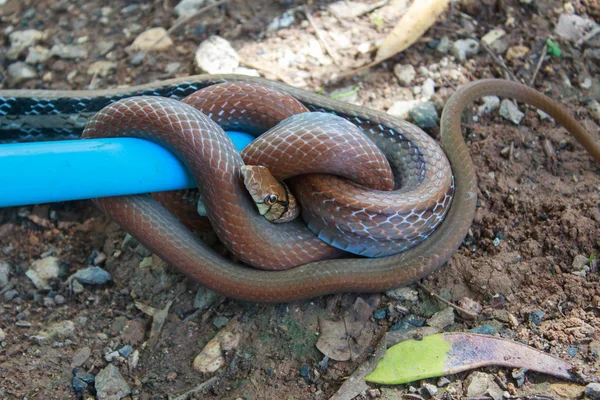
[264,194,278,205]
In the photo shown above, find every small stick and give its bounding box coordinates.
[303,5,341,66]
[416,282,479,320]
[481,41,518,82]
[529,43,548,87]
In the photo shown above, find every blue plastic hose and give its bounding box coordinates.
[0,131,254,207]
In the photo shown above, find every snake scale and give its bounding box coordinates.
[1,74,599,302]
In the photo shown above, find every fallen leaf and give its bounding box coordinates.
[366,333,575,385]
[316,297,376,361]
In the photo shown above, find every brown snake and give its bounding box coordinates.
[3,75,599,302]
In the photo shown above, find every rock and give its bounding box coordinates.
[43,297,55,308]
[71,346,91,367]
[387,100,421,119]
[529,310,545,326]
[555,14,599,43]
[26,256,60,290]
[373,309,387,320]
[174,0,206,17]
[164,62,181,75]
[71,280,84,294]
[436,36,450,53]
[95,364,131,400]
[97,40,115,56]
[54,294,66,305]
[31,320,75,344]
[71,377,88,394]
[427,307,455,329]
[7,62,37,86]
[118,345,133,358]
[0,328,6,342]
[393,64,416,86]
[499,99,524,125]
[87,61,117,77]
[213,316,229,329]
[437,377,451,387]
[195,35,239,74]
[477,96,500,115]
[481,28,506,46]
[129,51,146,66]
[51,44,88,59]
[466,371,504,400]
[25,46,51,64]
[585,383,600,400]
[421,78,435,99]
[569,254,589,276]
[130,27,173,52]
[506,45,529,60]
[451,38,480,61]
[588,100,600,124]
[4,289,19,301]
[267,9,296,31]
[138,257,153,269]
[422,382,438,396]
[68,266,112,286]
[409,101,438,129]
[7,29,44,59]
[129,350,140,369]
[0,260,10,288]
[385,286,419,302]
[457,297,482,319]
[194,287,218,311]
[105,350,121,362]
[193,325,241,373]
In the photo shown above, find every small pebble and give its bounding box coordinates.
[300,364,310,377]
[422,382,438,396]
[373,309,387,320]
[393,64,416,86]
[451,38,480,61]
[54,294,66,305]
[585,383,600,400]
[529,310,545,326]
[437,377,451,387]
[499,99,524,125]
[468,324,497,335]
[118,345,133,358]
[409,101,438,129]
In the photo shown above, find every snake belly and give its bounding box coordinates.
[0,75,598,302]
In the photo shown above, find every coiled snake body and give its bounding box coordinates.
[1,75,598,302]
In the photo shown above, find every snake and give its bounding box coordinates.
[0,74,598,302]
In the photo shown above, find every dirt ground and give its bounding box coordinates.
[0,0,599,399]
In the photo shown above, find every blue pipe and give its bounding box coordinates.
[0,131,254,207]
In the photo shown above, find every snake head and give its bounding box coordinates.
[241,165,299,223]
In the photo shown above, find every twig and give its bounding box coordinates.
[528,43,548,87]
[171,377,218,400]
[168,0,229,35]
[480,41,518,82]
[416,282,479,320]
[145,0,230,52]
[303,5,341,66]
